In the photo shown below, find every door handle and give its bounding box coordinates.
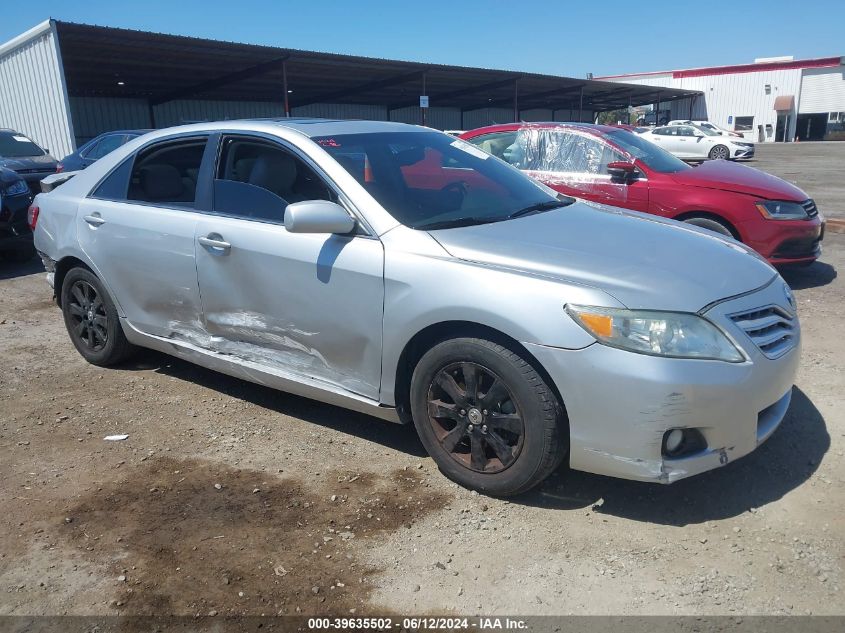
[83,214,105,227]
[198,235,232,253]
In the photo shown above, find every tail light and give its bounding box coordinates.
[27,205,40,231]
[56,163,64,173]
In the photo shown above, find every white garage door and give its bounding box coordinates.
[800,66,845,113]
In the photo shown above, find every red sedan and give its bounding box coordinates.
[459,123,824,266]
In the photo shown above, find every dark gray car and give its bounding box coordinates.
[58,129,152,172]
[0,129,58,194]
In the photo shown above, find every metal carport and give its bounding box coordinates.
[0,19,701,157]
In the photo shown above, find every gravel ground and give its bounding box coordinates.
[0,238,842,618]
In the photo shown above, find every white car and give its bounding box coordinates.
[668,120,743,138]
[639,125,755,160]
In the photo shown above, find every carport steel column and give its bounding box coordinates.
[283,60,290,117]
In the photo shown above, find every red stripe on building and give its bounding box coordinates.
[596,56,843,81]
[672,57,842,78]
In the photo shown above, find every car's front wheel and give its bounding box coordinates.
[410,337,566,496]
[709,144,730,160]
[681,215,735,238]
[61,267,135,366]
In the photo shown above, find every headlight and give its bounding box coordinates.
[3,179,29,196]
[755,200,808,220]
[565,304,745,362]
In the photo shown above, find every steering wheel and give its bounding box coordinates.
[441,180,469,195]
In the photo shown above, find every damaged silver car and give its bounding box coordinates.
[32,119,799,496]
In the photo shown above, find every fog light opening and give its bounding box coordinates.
[662,428,707,459]
[664,429,684,454]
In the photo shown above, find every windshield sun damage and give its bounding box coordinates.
[313,131,568,230]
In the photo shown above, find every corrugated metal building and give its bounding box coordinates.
[0,19,699,157]
[598,56,845,142]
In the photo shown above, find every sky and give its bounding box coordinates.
[2,1,842,78]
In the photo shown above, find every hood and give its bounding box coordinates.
[0,154,58,171]
[429,203,776,313]
[0,166,25,188]
[671,160,807,200]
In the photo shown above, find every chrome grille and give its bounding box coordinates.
[729,305,796,359]
[801,199,818,218]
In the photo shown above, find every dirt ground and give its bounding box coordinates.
[1,237,843,618]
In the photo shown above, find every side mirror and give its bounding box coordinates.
[285,200,356,235]
[606,161,638,184]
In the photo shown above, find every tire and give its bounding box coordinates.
[681,215,735,238]
[410,337,566,497]
[60,267,135,366]
[708,144,730,160]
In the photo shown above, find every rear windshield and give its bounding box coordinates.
[313,131,561,230]
[605,130,690,174]
[0,132,46,158]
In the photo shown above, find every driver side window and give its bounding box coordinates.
[465,132,519,164]
[213,137,336,223]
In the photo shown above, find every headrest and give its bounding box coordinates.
[140,164,184,201]
[248,153,297,196]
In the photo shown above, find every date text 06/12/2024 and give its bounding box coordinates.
[307,617,528,630]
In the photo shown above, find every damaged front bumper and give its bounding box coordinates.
[524,293,799,483]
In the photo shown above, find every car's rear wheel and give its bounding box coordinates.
[410,337,565,497]
[61,267,135,366]
[681,215,735,238]
[708,144,730,160]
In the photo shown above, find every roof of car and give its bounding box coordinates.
[99,129,155,135]
[460,122,622,138]
[131,118,431,141]
[263,118,429,136]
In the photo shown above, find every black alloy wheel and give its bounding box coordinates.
[426,361,525,473]
[66,279,109,352]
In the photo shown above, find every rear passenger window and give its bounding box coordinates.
[212,137,335,222]
[127,138,207,207]
[85,134,126,160]
[91,156,134,200]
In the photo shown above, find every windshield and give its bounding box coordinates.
[695,124,719,136]
[605,130,691,174]
[0,132,46,158]
[313,131,562,229]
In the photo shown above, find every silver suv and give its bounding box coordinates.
[32,119,799,496]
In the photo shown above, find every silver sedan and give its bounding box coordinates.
[32,119,799,496]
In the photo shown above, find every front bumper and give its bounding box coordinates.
[19,171,57,195]
[525,279,800,483]
[740,215,824,266]
[731,145,755,159]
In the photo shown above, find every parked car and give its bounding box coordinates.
[0,166,36,261]
[668,120,743,138]
[460,123,822,266]
[58,129,152,172]
[34,119,799,496]
[638,124,755,160]
[636,110,670,126]
[0,129,58,194]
